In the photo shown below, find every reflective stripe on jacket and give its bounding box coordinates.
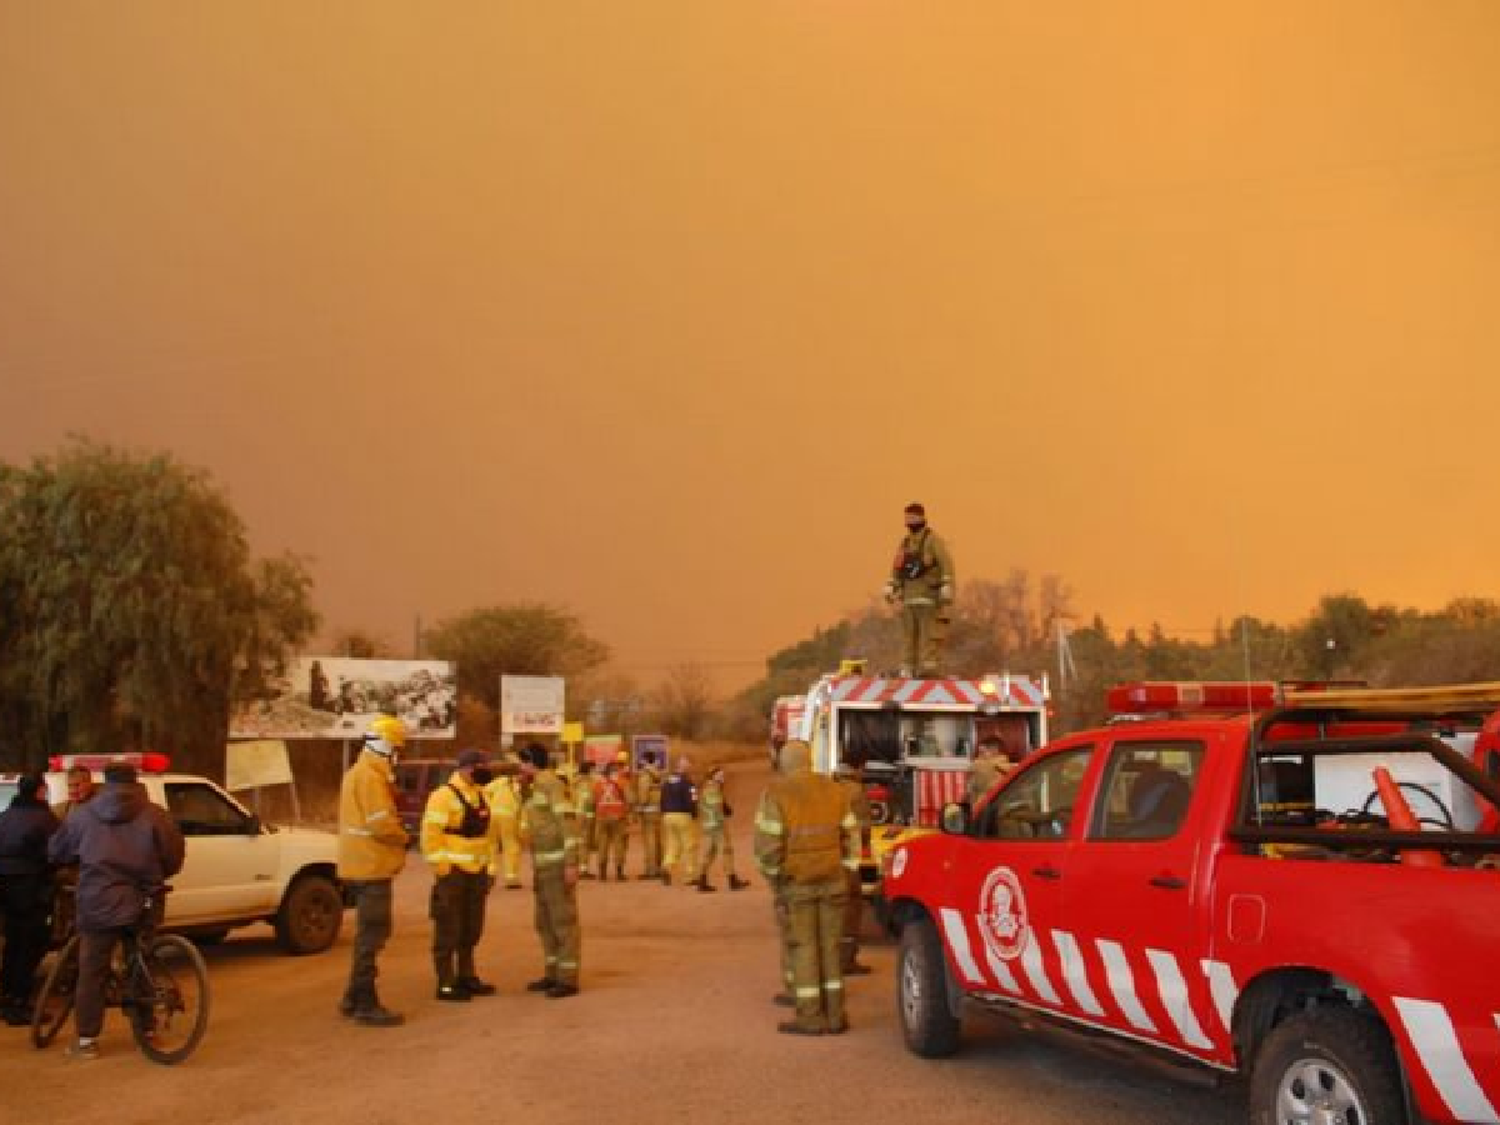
[421,776,496,875]
[521,771,578,868]
[594,778,630,821]
[484,775,522,818]
[754,770,859,885]
[338,751,409,881]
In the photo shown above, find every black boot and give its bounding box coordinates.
[352,988,405,1027]
[729,875,750,891]
[696,878,717,893]
[457,973,497,997]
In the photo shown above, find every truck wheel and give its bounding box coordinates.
[898,916,962,1058]
[275,874,343,955]
[1250,1008,1406,1125]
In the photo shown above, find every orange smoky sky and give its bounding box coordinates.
[2,3,1498,690]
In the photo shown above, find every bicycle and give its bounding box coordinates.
[31,889,210,1065]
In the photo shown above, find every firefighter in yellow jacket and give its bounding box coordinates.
[755,739,860,1036]
[485,757,526,891]
[518,744,581,997]
[336,717,410,1027]
[883,502,956,677]
[422,748,498,1002]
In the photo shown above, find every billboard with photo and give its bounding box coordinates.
[230,657,458,740]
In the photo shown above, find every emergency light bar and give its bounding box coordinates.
[48,751,171,774]
[1107,681,1278,716]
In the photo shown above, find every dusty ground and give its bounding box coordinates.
[1,761,1242,1125]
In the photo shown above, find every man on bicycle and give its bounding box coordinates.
[48,762,185,1061]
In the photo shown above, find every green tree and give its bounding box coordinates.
[423,603,610,712]
[0,439,319,771]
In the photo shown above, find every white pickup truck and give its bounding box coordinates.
[0,756,345,955]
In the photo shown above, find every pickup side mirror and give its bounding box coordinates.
[940,802,970,836]
[246,813,264,836]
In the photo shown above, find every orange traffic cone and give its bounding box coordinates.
[1372,767,1444,869]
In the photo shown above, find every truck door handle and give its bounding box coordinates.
[1149,874,1186,890]
[1032,864,1062,881]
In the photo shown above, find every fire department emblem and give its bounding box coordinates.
[977,866,1030,962]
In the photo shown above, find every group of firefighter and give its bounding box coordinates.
[336,715,880,1036]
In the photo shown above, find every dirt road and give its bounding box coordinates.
[2,761,1241,1125]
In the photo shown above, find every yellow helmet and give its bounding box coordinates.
[363,715,408,757]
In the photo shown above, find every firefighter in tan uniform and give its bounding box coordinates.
[834,761,873,976]
[634,753,665,879]
[421,748,498,1002]
[697,766,749,893]
[336,717,410,1026]
[573,761,598,879]
[485,757,526,891]
[967,735,1015,808]
[883,502,955,677]
[592,761,632,880]
[755,739,860,1036]
[518,744,581,997]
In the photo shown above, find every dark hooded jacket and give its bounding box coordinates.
[48,781,185,931]
[0,792,59,876]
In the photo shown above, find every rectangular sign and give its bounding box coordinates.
[583,734,624,767]
[631,733,669,769]
[230,657,458,740]
[501,675,566,735]
[225,740,294,791]
[563,721,585,745]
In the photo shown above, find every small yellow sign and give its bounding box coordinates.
[562,721,585,745]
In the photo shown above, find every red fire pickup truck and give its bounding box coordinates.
[883,681,1500,1125]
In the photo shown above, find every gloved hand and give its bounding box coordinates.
[939,583,954,605]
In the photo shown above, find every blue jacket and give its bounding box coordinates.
[48,782,185,931]
[0,795,58,876]
[661,775,697,816]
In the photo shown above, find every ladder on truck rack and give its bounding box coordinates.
[1281,681,1500,716]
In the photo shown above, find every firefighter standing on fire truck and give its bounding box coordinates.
[883,502,955,677]
[421,748,498,1003]
[755,739,861,1036]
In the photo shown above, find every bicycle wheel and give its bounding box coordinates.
[31,936,80,1049]
[129,934,209,1065]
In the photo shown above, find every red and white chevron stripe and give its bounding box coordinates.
[915,769,968,827]
[828,675,1046,710]
[931,909,1500,1122]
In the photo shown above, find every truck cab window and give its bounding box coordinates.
[1093,742,1203,841]
[980,748,1091,840]
[166,783,256,837]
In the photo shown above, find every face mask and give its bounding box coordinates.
[471,767,494,786]
[906,520,926,533]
